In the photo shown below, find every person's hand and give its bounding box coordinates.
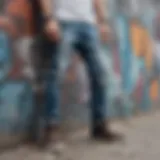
[44,20,61,42]
[98,23,112,43]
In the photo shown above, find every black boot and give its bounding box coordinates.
[91,121,123,142]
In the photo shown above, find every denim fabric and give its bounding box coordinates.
[41,22,107,125]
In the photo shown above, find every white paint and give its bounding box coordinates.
[14,37,35,80]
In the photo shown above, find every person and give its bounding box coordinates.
[31,0,123,147]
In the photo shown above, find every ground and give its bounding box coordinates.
[0,111,160,160]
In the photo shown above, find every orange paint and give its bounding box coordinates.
[130,21,143,57]
[130,20,153,70]
[150,80,159,100]
[5,0,34,36]
[130,19,158,100]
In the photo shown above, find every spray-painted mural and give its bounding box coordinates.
[0,0,160,147]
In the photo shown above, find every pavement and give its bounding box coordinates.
[0,110,160,160]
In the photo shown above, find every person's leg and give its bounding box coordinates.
[29,35,57,145]
[78,23,122,141]
[44,24,78,143]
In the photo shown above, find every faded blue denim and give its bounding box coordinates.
[43,21,107,125]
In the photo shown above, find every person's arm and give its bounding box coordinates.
[94,0,110,42]
[39,0,53,19]
[94,0,106,25]
[39,0,60,41]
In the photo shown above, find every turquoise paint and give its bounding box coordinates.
[0,30,33,134]
[115,15,132,94]
[0,81,32,134]
[115,15,134,116]
[100,45,119,117]
[0,31,12,83]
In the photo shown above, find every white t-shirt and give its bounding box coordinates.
[54,0,96,23]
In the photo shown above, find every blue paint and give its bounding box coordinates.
[115,15,133,94]
[140,62,151,111]
[0,81,32,134]
[0,31,12,83]
[115,15,134,116]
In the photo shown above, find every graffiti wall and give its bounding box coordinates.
[0,0,160,147]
